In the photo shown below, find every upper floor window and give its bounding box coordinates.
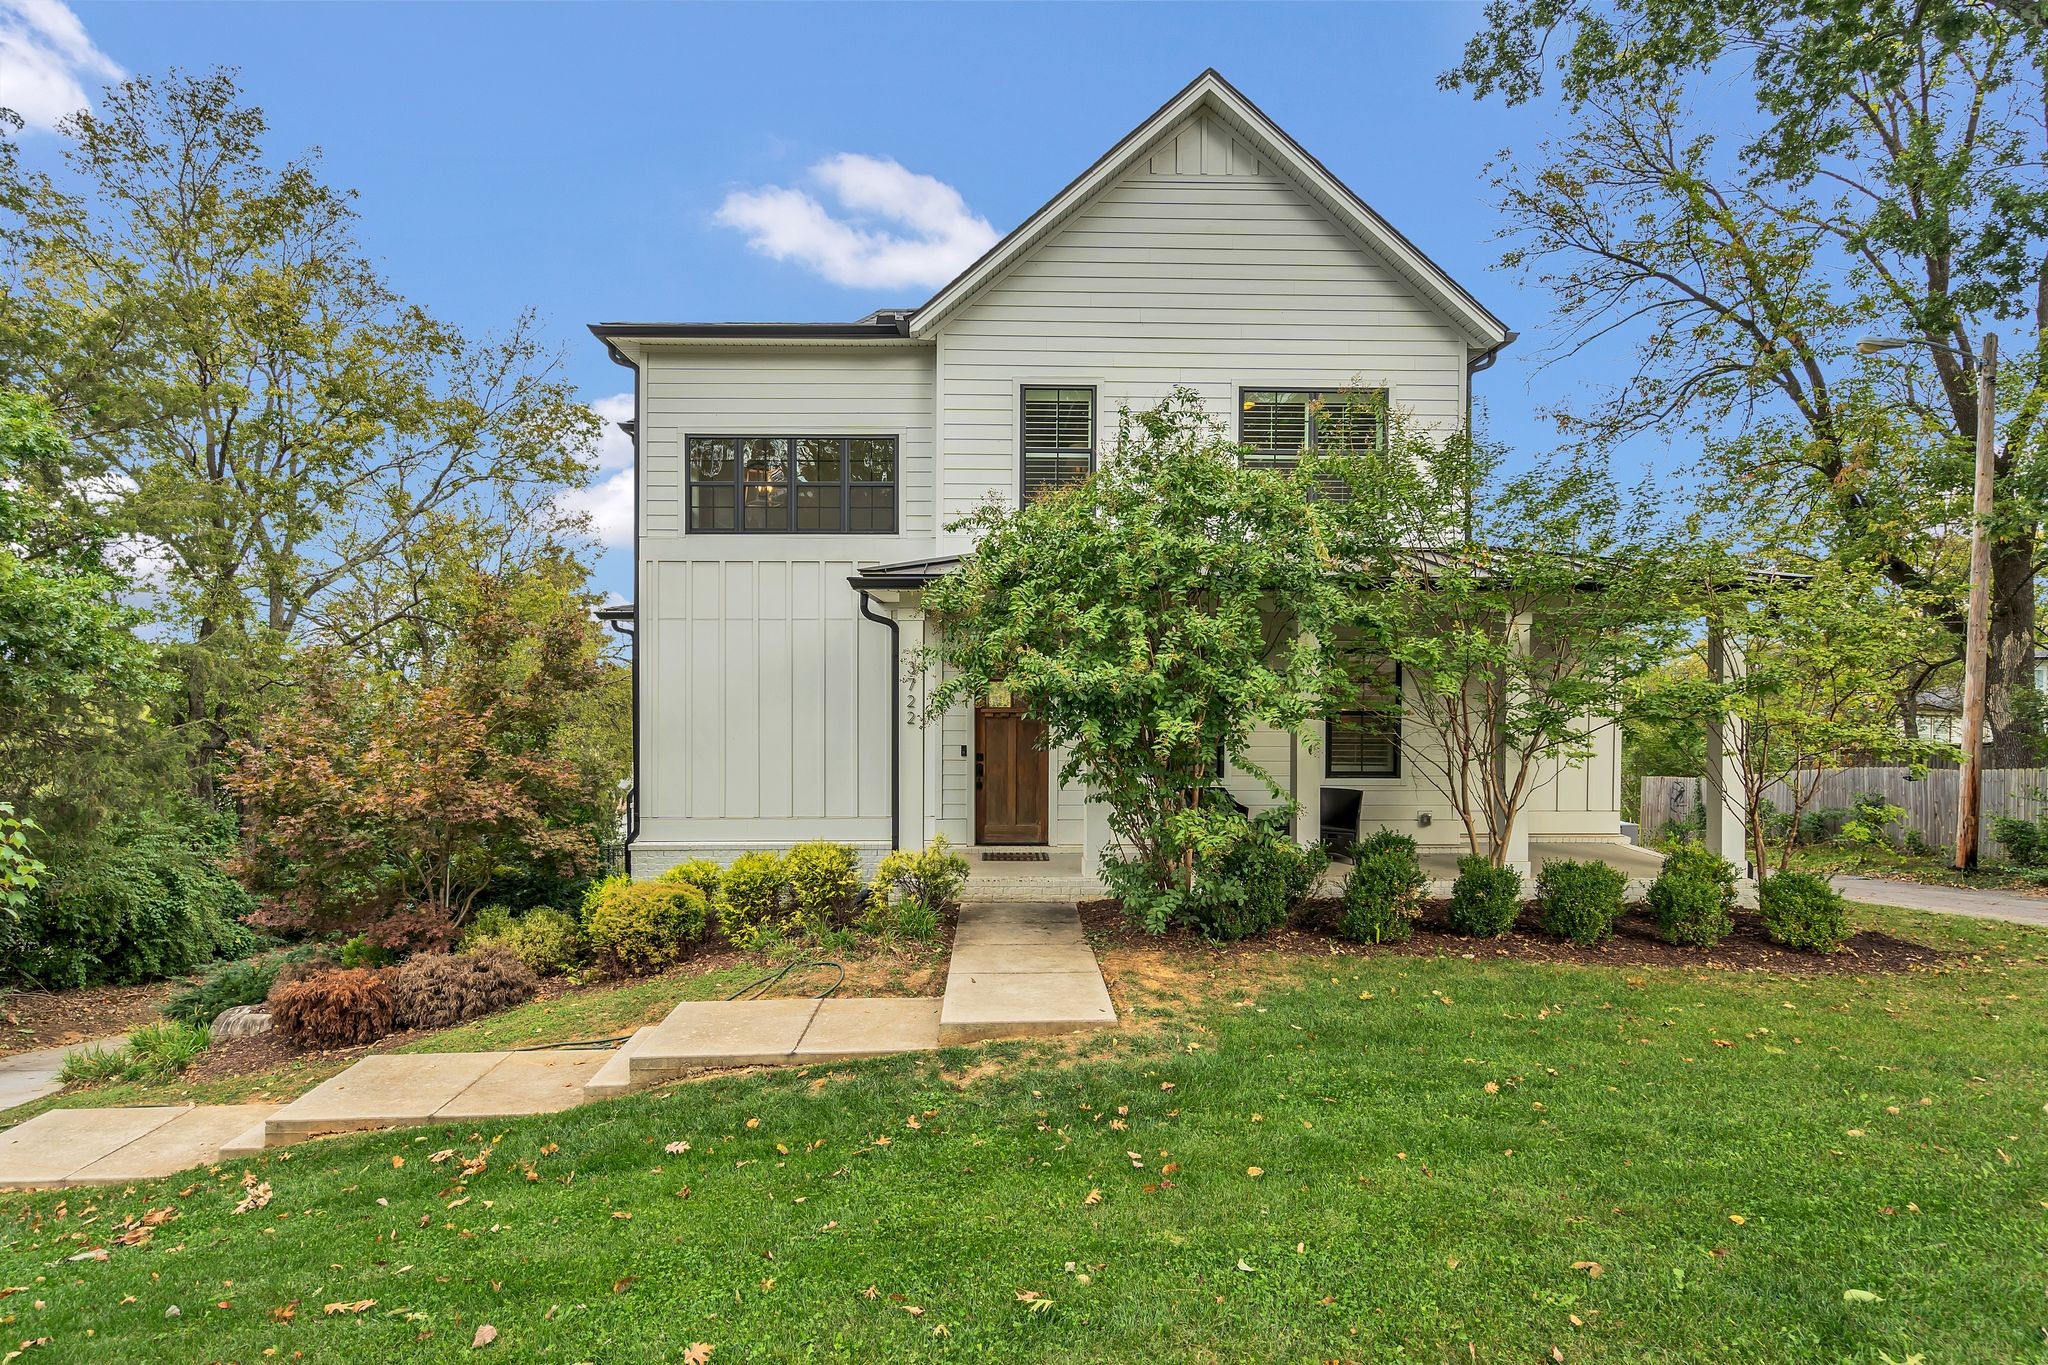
[1021,386,1095,501]
[1239,389,1386,468]
[686,435,896,534]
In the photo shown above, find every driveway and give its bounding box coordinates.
[1831,876,2048,929]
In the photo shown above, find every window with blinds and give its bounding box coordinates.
[1239,389,1386,467]
[1020,386,1095,500]
[685,435,896,533]
[1327,658,1400,778]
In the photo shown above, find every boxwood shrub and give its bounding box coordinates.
[1535,858,1627,946]
[1757,870,1849,951]
[1647,842,1737,947]
[582,879,709,974]
[1447,856,1522,937]
[1337,830,1428,944]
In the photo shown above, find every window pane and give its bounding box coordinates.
[796,438,842,485]
[1241,391,1310,457]
[795,485,843,531]
[742,437,788,486]
[1022,454,1092,501]
[688,436,733,481]
[1328,716,1398,776]
[849,486,895,533]
[1022,388,1093,453]
[848,438,895,483]
[1312,392,1382,454]
[689,484,735,531]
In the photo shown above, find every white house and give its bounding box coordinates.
[592,69,1636,884]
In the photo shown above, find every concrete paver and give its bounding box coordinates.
[940,969,1116,1044]
[1833,875,2048,928]
[582,1028,655,1099]
[438,1051,610,1119]
[70,1105,278,1184]
[947,942,1101,975]
[629,999,823,1078]
[0,1035,131,1112]
[952,920,1087,948]
[792,998,941,1062]
[0,1107,192,1186]
[266,1052,505,1138]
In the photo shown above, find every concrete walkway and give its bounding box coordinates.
[0,1035,131,1111]
[1833,875,2048,928]
[0,901,1115,1187]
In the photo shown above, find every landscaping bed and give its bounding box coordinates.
[1078,898,1948,975]
[0,982,176,1057]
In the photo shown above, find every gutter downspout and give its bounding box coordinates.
[1463,330,1518,544]
[856,589,903,852]
[599,335,643,873]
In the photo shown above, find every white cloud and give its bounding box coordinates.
[556,392,635,548]
[715,152,997,290]
[0,0,121,131]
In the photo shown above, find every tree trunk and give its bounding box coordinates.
[1987,528,2038,768]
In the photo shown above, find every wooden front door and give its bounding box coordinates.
[976,707,1048,844]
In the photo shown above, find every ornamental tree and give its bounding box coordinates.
[917,389,1346,917]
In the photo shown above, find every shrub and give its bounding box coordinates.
[463,904,585,977]
[268,968,395,1047]
[1447,857,1523,937]
[162,949,315,1027]
[1186,810,1326,941]
[785,841,863,928]
[1757,871,1849,951]
[1991,811,2048,867]
[4,809,255,988]
[584,879,709,974]
[1839,791,1906,847]
[659,858,723,899]
[1535,858,1628,946]
[1338,830,1428,944]
[389,947,538,1030]
[338,934,397,969]
[868,836,970,917]
[1647,842,1736,947]
[717,851,789,948]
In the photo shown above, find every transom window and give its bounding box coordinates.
[1239,388,1387,468]
[1328,656,1401,779]
[1020,387,1095,501]
[686,435,896,534]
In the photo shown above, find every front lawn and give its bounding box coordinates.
[2,904,2044,1362]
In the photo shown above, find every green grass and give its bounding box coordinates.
[1788,842,2048,894]
[2,905,2045,1361]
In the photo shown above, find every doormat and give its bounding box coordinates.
[981,850,1052,862]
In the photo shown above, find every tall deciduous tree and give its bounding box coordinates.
[1325,428,1697,864]
[0,72,600,791]
[918,390,1345,906]
[1446,0,2048,763]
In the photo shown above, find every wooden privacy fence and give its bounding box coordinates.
[1639,767,2048,861]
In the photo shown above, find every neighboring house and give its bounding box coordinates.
[591,69,1628,880]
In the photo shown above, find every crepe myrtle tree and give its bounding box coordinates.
[917,388,1346,903]
[1632,559,1954,874]
[1322,427,1698,865]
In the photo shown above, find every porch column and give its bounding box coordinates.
[896,608,928,851]
[1498,611,1533,880]
[1703,623,1750,877]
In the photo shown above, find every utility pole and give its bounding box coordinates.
[1955,332,1997,871]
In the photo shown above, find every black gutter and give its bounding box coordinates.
[589,318,913,341]
[597,333,643,874]
[855,589,903,853]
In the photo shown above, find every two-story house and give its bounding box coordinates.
[592,69,1629,883]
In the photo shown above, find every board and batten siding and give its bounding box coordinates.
[930,111,1470,537]
[631,344,936,870]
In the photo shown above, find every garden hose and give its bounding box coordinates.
[726,959,845,1002]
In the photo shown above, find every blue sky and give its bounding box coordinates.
[10,0,1675,599]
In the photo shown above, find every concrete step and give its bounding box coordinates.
[628,999,823,1080]
[582,1027,657,1099]
[937,902,1117,1045]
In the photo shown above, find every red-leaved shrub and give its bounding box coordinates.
[267,968,394,1047]
[389,947,537,1030]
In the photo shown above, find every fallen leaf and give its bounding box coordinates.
[270,1302,298,1323]
[682,1345,713,1365]
[471,1323,498,1348]
[665,1142,690,1155]
[612,1276,636,1294]
[323,1299,377,1315]
[1571,1260,1603,1278]
[1842,1289,1883,1304]
[391,1156,404,1168]
[1236,1258,1256,1273]
[1246,1167,1263,1178]
[1083,1188,1102,1207]
[1728,1214,1746,1226]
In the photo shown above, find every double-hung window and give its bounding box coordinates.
[686,435,897,533]
[1020,386,1095,501]
[1239,388,1387,468]
[1327,655,1401,779]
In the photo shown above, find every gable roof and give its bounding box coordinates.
[907,69,1511,351]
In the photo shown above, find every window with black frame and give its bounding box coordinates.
[687,435,897,533]
[1328,656,1401,778]
[1020,386,1094,501]
[1239,389,1386,467]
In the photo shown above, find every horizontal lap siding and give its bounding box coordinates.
[635,346,935,858]
[934,166,1468,534]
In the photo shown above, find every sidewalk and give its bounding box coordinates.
[1832,875,2048,929]
[0,1035,131,1111]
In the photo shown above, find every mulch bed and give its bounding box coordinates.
[0,982,177,1056]
[1077,898,1948,975]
